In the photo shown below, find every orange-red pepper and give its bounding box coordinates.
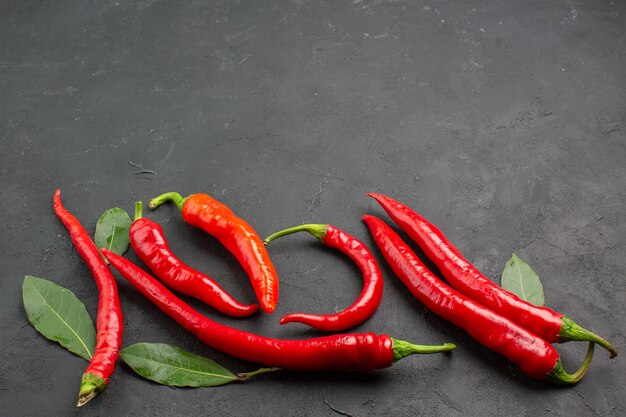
[149,192,279,313]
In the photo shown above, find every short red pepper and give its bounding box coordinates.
[150,192,279,313]
[102,248,456,371]
[264,223,383,332]
[369,192,617,358]
[130,202,258,317]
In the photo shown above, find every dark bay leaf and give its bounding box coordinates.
[94,207,132,262]
[501,254,545,306]
[22,275,96,360]
[120,343,278,387]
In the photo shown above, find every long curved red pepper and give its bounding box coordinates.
[149,192,279,313]
[102,248,455,370]
[369,192,617,358]
[53,190,124,406]
[363,215,594,384]
[129,202,258,317]
[263,224,383,332]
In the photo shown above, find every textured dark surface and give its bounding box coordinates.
[1,0,625,416]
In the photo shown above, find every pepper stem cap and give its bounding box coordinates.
[559,316,617,358]
[391,337,456,361]
[149,192,187,211]
[547,342,595,385]
[76,373,107,407]
[264,224,329,244]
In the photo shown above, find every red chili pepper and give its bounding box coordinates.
[129,202,258,317]
[53,190,124,406]
[102,248,455,371]
[363,215,594,384]
[369,192,617,358]
[263,224,384,332]
[149,192,279,313]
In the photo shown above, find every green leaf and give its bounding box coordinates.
[94,207,132,263]
[22,275,96,361]
[501,254,545,306]
[120,343,278,387]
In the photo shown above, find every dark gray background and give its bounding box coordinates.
[1,0,624,416]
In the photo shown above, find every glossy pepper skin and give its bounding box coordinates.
[130,202,258,317]
[53,190,124,406]
[368,192,617,358]
[363,215,594,384]
[264,224,383,332]
[149,192,278,313]
[103,249,455,370]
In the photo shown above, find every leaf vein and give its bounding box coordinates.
[108,217,118,251]
[515,263,527,300]
[124,354,235,380]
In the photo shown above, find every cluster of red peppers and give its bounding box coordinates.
[53,188,616,407]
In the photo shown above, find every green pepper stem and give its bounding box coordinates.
[134,201,143,221]
[264,224,329,244]
[559,316,617,358]
[149,192,186,211]
[391,338,456,361]
[76,373,106,407]
[547,342,595,385]
[237,367,281,381]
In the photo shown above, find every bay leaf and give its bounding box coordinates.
[22,275,96,360]
[120,343,278,387]
[501,254,545,306]
[94,207,132,262]
[120,343,241,387]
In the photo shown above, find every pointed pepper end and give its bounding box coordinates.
[260,299,276,314]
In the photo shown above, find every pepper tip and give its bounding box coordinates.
[261,301,276,314]
[53,188,62,203]
[362,214,379,224]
